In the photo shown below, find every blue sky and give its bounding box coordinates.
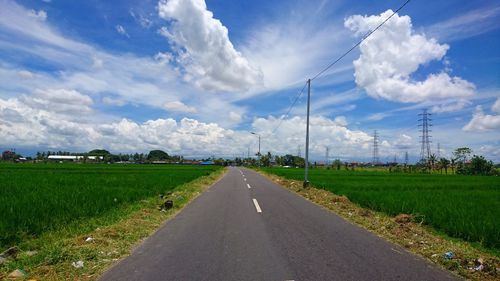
[0,0,499,162]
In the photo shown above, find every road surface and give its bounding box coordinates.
[100,167,458,281]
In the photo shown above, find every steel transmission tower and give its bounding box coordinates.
[437,143,441,158]
[418,109,432,161]
[372,130,380,165]
[404,151,409,165]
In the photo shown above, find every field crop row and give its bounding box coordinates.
[262,168,500,250]
[0,164,220,249]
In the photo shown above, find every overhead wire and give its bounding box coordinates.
[268,0,412,135]
[270,81,308,134]
[311,0,411,82]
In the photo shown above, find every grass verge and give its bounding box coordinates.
[258,170,500,281]
[0,167,226,281]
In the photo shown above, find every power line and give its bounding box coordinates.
[310,0,411,82]
[270,0,411,135]
[271,81,308,134]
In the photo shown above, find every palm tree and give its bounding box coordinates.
[438,158,450,174]
[450,158,456,174]
[428,154,437,171]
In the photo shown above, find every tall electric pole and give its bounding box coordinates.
[303,79,311,188]
[404,151,409,165]
[437,143,441,159]
[418,109,432,162]
[372,130,380,165]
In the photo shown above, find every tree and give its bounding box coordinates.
[464,155,495,176]
[453,147,472,163]
[88,149,111,156]
[332,159,342,170]
[147,150,170,161]
[428,153,437,170]
[259,152,272,167]
[438,158,450,174]
[450,158,456,174]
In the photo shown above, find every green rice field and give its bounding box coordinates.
[0,163,221,250]
[263,167,500,250]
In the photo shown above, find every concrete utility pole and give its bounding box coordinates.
[250,132,261,164]
[304,79,311,188]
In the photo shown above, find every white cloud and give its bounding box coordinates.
[154,52,173,65]
[251,115,373,158]
[345,10,475,103]
[115,25,130,37]
[157,0,262,92]
[228,111,242,123]
[163,101,197,113]
[392,134,413,149]
[333,116,348,126]
[28,9,47,21]
[492,98,500,114]
[463,106,500,132]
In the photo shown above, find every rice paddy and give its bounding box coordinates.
[262,167,500,250]
[0,163,221,250]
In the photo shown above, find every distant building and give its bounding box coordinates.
[48,155,103,161]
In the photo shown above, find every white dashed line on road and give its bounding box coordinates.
[252,198,262,213]
[247,183,251,189]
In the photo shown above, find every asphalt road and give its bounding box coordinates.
[100,167,459,281]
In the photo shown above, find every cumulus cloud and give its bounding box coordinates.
[157,0,262,92]
[0,91,379,159]
[163,101,197,113]
[345,10,475,104]
[333,116,348,126]
[115,25,129,37]
[251,115,373,157]
[463,106,500,132]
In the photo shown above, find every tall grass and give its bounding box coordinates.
[263,167,500,250]
[0,163,220,249]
